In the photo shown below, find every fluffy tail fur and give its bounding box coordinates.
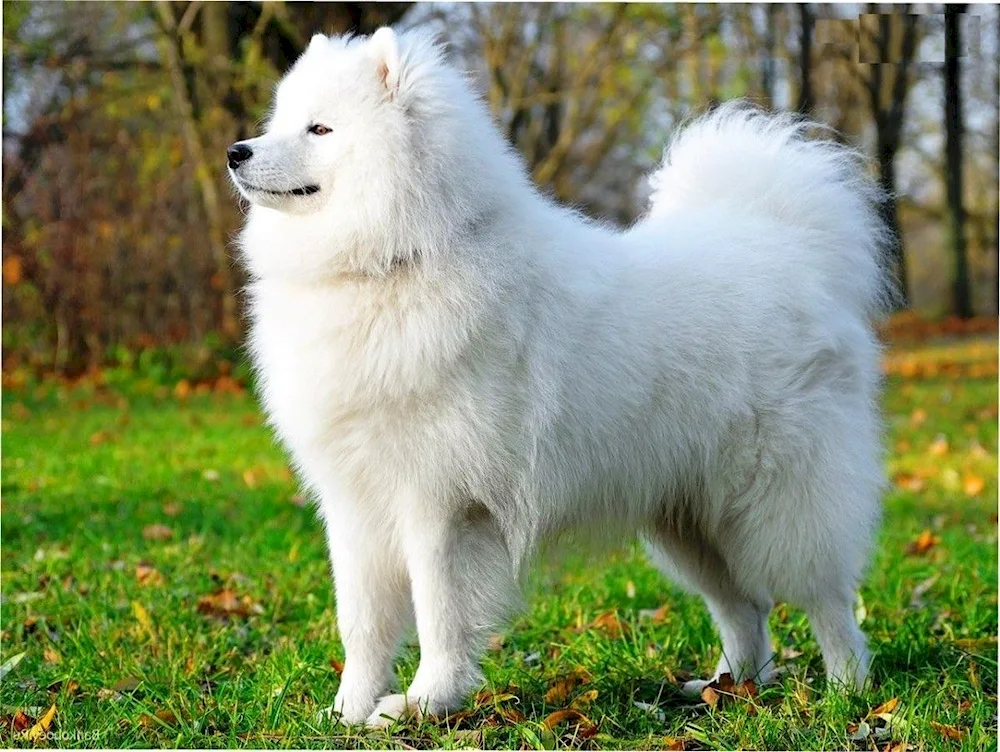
[644,102,896,320]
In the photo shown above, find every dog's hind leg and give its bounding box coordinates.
[367,497,518,727]
[645,519,775,695]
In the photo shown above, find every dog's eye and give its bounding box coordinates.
[308,124,332,136]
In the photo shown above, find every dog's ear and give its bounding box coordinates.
[370,27,401,96]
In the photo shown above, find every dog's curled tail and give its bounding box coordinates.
[645,102,896,320]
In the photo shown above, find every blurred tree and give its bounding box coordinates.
[797,4,815,113]
[858,5,921,305]
[944,4,972,318]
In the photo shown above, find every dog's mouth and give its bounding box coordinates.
[236,180,320,198]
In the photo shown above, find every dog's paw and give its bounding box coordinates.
[680,678,714,697]
[315,691,377,726]
[365,693,424,728]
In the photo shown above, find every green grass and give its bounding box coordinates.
[1,337,997,750]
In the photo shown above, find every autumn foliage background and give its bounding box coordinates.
[2,2,999,381]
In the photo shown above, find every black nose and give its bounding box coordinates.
[227,143,252,169]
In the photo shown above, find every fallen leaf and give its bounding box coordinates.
[136,562,165,587]
[113,677,142,693]
[0,651,26,680]
[43,646,61,664]
[929,435,949,456]
[139,709,178,728]
[909,408,928,425]
[962,474,985,497]
[162,502,182,517]
[664,737,686,751]
[544,667,590,705]
[585,610,630,638]
[10,709,34,732]
[541,707,591,730]
[196,588,264,620]
[133,602,158,646]
[639,604,670,623]
[930,721,962,740]
[142,524,173,542]
[701,685,721,709]
[870,697,900,716]
[329,658,344,675]
[487,633,505,652]
[906,529,940,556]
[573,689,599,706]
[25,703,56,742]
[89,430,111,446]
[173,380,191,399]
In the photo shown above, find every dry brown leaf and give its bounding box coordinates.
[196,588,264,620]
[639,604,671,623]
[486,633,505,652]
[586,610,630,638]
[163,501,182,517]
[136,562,165,587]
[909,408,928,425]
[139,709,178,728]
[573,689,599,707]
[10,710,34,732]
[701,685,721,709]
[544,668,590,705]
[173,380,192,399]
[930,721,962,740]
[541,707,590,730]
[664,738,687,751]
[906,529,940,556]
[870,697,900,716]
[329,658,344,675]
[142,524,173,542]
[43,646,61,664]
[242,469,258,488]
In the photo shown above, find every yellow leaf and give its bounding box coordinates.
[43,646,62,664]
[25,703,56,742]
[962,474,985,497]
[133,601,158,645]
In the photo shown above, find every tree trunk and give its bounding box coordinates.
[797,3,814,113]
[945,5,973,318]
[878,144,908,304]
[155,1,238,338]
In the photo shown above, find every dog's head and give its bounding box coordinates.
[230,27,523,279]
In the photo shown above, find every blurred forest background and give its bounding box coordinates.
[2,2,998,378]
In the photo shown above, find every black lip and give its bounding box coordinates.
[237,180,320,197]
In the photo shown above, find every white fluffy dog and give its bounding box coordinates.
[228,27,890,727]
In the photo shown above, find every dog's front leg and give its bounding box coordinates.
[367,499,516,727]
[317,504,411,725]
